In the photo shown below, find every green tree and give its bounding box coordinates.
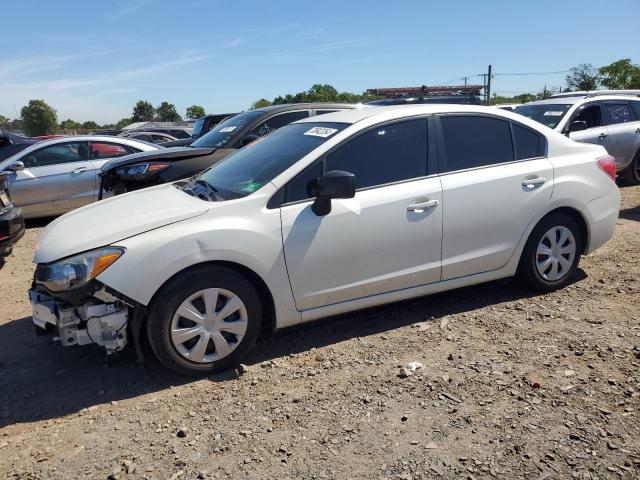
[82,121,99,130]
[60,119,81,130]
[9,119,24,131]
[490,92,536,105]
[132,100,156,122]
[185,105,206,119]
[115,117,132,129]
[20,99,58,136]
[155,101,182,122]
[599,58,640,89]
[268,84,378,106]
[0,115,10,128]
[251,98,272,109]
[566,63,599,91]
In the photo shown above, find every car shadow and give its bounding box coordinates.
[0,272,586,428]
[619,205,639,222]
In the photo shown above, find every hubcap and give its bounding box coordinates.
[535,226,576,281]
[170,288,248,363]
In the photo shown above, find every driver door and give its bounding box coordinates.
[8,141,94,216]
[568,102,610,151]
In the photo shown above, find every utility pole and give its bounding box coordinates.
[463,76,468,85]
[486,64,492,105]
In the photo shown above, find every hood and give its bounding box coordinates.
[34,183,209,263]
[101,146,215,173]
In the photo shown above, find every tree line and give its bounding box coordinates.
[0,101,207,137]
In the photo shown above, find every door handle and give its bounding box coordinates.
[522,177,546,188]
[72,167,88,173]
[407,199,439,212]
[598,133,608,140]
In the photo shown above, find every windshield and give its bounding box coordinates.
[192,122,348,200]
[191,118,205,138]
[514,103,572,129]
[191,110,264,148]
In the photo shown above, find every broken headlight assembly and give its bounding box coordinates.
[35,247,125,292]
[116,163,171,177]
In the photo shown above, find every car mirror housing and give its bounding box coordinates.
[311,170,356,216]
[568,120,588,133]
[8,160,25,171]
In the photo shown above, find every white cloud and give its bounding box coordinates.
[105,0,153,20]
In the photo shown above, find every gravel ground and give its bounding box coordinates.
[0,186,638,480]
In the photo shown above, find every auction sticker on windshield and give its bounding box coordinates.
[219,126,237,133]
[304,127,338,138]
[543,111,564,116]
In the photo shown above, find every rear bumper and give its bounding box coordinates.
[0,205,25,255]
[583,187,620,254]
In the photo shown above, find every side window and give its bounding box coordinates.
[573,104,602,129]
[603,103,632,126]
[90,142,138,160]
[630,101,640,121]
[439,116,513,173]
[22,141,89,168]
[286,162,323,203]
[315,110,339,115]
[325,119,428,190]
[513,124,544,160]
[250,111,309,137]
[151,134,170,143]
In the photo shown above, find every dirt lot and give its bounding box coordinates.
[0,186,638,480]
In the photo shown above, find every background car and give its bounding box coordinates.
[99,103,358,197]
[0,130,40,161]
[118,131,177,144]
[0,171,24,262]
[514,91,640,184]
[161,113,240,148]
[0,136,159,218]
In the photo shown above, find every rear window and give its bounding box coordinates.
[513,124,544,159]
[603,103,632,126]
[630,101,640,120]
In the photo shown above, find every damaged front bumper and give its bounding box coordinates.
[29,286,130,354]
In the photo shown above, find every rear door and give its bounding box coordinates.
[436,114,553,279]
[8,141,94,216]
[601,101,638,169]
[281,118,442,310]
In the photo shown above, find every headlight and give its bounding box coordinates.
[115,163,170,177]
[35,247,125,292]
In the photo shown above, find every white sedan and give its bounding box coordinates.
[29,105,620,375]
[0,136,159,218]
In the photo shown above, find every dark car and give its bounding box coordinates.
[161,113,239,148]
[99,103,356,197]
[0,131,40,161]
[0,172,25,261]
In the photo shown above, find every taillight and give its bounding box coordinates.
[596,155,617,181]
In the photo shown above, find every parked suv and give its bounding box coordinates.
[99,103,357,197]
[30,105,619,375]
[514,91,640,184]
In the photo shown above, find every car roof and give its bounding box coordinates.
[249,103,359,114]
[293,104,538,125]
[521,95,640,107]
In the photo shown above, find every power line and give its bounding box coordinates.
[493,70,569,76]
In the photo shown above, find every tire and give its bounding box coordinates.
[147,266,262,376]
[622,150,640,185]
[517,213,584,292]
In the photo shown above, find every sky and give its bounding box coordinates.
[2,0,639,124]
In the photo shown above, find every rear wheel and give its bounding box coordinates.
[518,213,584,292]
[147,266,262,376]
[622,150,640,185]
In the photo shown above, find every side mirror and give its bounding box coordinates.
[311,170,356,216]
[8,160,25,171]
[241,134,260,147]
[568,120,588,133]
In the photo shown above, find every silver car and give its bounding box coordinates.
[514,91,640,184]
[0,136,159,218]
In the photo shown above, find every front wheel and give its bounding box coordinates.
[147,266,262,376]
[622,151,640,185]
[517,213,584,292]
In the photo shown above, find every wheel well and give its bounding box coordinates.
[147,261,277,332]
[538,207,589,254]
